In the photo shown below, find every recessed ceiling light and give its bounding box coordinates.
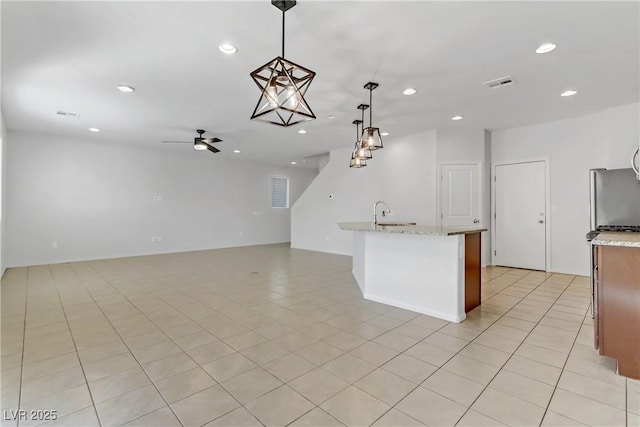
[381,132,389,136]
[290,161,297,165]
[403,88,417,96]
[451,115,463,121]
[219,43,237,55]
[88,127,100,132]
[117,85,135,93]
[233,150,241,153]
[298,129,306,134]
[561,90,577,97]
[536,42,557,54]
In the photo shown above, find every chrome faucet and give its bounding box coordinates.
[373,201,391,227]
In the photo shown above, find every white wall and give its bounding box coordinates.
[5,130,317,267]
[292,130,439,255]
[491,102,639,276]
[291,128,494,257]
[0,110,6,276]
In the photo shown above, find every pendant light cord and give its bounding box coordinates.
[282,10,285,58]
[369,89,373,127]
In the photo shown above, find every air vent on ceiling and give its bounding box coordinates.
[56,111,80,118]
[483,76,516,89]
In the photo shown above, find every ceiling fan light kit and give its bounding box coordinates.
[162,129,222,154]
[250,0,316,127]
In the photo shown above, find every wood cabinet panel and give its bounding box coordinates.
[596,245,640,379]
[465,233,481,313]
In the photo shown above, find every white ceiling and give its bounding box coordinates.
[2,1,639,168]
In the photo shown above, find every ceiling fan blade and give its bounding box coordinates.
[202,137,222,144]
[205,144,220,153]
[161,140,192,143]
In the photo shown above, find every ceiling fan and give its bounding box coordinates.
[162,129,222,153]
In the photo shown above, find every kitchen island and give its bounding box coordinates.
[338,222,486,323]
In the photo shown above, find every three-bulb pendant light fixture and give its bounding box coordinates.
[250,0,316,127]
[349,82,383,168]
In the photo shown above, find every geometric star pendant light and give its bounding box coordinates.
[250,0,316,127]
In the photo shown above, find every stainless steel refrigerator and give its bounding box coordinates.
[589,168,640,231]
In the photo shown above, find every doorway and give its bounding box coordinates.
[439,163,481,227]
[493,160,548,271]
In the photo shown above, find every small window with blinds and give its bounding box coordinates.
[271,176,289,208]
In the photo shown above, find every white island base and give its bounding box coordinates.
[340,223,485,323]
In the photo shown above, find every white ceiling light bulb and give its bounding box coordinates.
[451,115,463,121]
[286,84,299,109]
[88,127,100,132]
[403,88,417,96]
[218,43,237,55]
[233,150,241,153]
[561,90,577,97]
[381,132,389,136]
[298,129,306,134]
[290,161,297,165]
[536,42,557,54]
[117,85,135,93]
[266,77,279,108]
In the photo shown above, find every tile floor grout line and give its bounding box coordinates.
[80,258,298,427]
[538,301,594,427]
[447,272,579,426]
[7,251,624,427]
[365,268,520,427]
[94,257,321,427]
[14,267,29,427]
[100,255,419,426]
[46,264,103,427]
[96,253,418,412]
[70,261,187,427]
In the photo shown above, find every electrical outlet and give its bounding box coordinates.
[51,242,58,249]
[153,195,162,201]
[239,232,243,236]
[151,236,162,243]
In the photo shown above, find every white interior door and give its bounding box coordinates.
[494,161,546,270]
[441,164,480,227]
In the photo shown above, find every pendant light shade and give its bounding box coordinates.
[360,82,383,151]
[350,119,369,168]
[250,0,316,127]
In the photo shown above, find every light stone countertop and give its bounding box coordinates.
[338,222,487,236]
[592,232,640,248]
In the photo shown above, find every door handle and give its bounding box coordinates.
[473,219,479,224]
[538,220,544,224]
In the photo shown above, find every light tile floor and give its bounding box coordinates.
[1,243,638,426]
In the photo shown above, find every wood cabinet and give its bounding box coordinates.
[464,232,481,313]
[594,244,640,379]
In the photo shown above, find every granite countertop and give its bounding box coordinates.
[592,232,640,248]
[338,222,487,236]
